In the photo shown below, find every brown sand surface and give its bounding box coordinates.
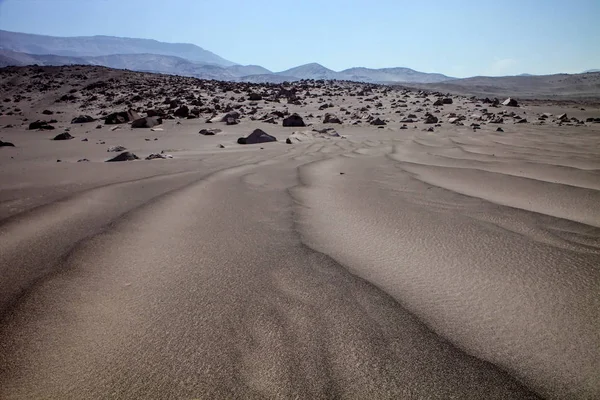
[0,66,599,399]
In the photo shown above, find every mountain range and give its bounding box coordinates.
[0,30,456,84]
[0,30,597,85]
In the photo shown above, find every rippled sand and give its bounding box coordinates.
[1,78,599,399]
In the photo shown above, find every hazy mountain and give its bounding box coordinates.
[226,65,272,77]
[0,30,236,67]
[583,69,600,73]
[340,67,454,83]
[0,49,92,67]
[239,74,298,84]
[276,63,340,80]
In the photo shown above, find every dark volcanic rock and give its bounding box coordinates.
[282,113,306,127]
[53,132,74,140]
[105,109,140,125]
[174,105,189,118]
[107,145,127,152]
[42,110,54,115]
[29,120,55,130]
[106,151,139,162]
[248,93,262,101]
[237,129,277,145]
[424,113,438,124]
[71,115,95,124]
[442,98,453,104]
[323,113,342,124]
[199,128,222,135]
[131,116,163,128]
[0,140,15,147]
[370,118,386,126]
[502,98,519,107]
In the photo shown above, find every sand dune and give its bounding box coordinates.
[1,65,599,399]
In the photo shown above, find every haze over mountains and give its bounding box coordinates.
[0,30,457,83]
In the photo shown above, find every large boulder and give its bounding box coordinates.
[237,129,277,145]
[502,98,519,107]
[282,113,306,127]
[71,115,95,124]
[131,116,163,128]
[106,152,139,162]
[105,109,140,125]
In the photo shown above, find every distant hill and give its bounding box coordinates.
[0,29,236,67]
[409,73,600,99]
[583,69,600,73]
[0,49,91,67]
[276,63,340,80]
[340,67,454,83]
[0,49,458,84]
[226,65,272,76]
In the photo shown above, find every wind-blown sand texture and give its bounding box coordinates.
[0,66,599,399]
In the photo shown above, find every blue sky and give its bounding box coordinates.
[0,0,598,77]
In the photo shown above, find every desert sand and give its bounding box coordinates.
[0,66,599,399]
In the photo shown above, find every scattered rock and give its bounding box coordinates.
[238,129,277,144]
[105,109,140,125]
[370,117,386,126]
[42,110,54,115]
[145,153,173,160]
[283,113,306,127]
[174,105,189,118]
[71,115,95,124]
[502,98,519,107]
[77,158,90,162]
[323,113,342,124]
[199,128,222,135]
[29,120,55,130]
[210,111,241,123]
[424,113,438,124]
[106,151,139,162]
[53,132,74,140]
[248,93,262,101]
[0,140,15,147]
[107,145,127,152]
[131,116,163,128]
